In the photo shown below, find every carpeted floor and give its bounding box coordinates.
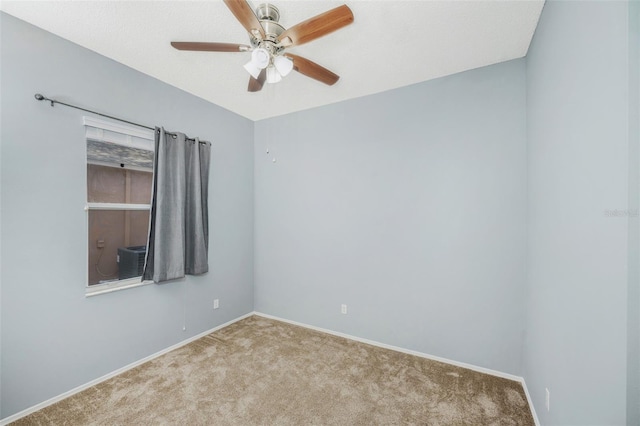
[13,315,534,425]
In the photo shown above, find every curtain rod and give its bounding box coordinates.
[35,93,155,130]
[34,93,206,144]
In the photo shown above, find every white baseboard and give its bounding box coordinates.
[0,312,254,426]
[254,311,540,426]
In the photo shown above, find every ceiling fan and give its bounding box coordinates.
[171,0,354,92]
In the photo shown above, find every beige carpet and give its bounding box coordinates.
[13,316,534,425]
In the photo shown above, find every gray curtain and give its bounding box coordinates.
[143,127,211,283]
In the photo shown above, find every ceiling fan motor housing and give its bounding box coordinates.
[256,3,280,22]
[251,3,285,50]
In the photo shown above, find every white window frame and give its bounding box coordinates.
[84,116,155,297]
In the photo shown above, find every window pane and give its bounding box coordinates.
[88,210,150,286]
[87,164,126,203]
[129,169,153,204]
[87,164,153,204]
[86,135,153,287]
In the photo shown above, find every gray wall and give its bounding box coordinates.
[0,13,254,419]
[628,1,640,424]
[523,1,633,424]
[254,59,528,375]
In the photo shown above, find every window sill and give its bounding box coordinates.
[85,277,153,297]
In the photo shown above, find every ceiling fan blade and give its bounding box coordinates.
[223,0,266,39]
[248,69,267,92]
[278,5,353,47]
[171,42,250,52]
[285,54,340,86]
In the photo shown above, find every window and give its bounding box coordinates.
[85,117,154,293]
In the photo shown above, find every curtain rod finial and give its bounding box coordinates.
[35,93,54,106]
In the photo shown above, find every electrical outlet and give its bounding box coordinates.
[96,239,105,249]
[545,388,550,412]
[341,304,347,314]
[213,299,219,310]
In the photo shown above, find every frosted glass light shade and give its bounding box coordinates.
[251,48,270,69]
[243,61,261,79]
[274,56,294,77]
[266,66,282,84]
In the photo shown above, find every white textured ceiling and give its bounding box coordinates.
[1,0,544,121]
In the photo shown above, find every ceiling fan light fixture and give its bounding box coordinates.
[274,55,294,77]
[251,48,270,69]
[171,1,354,92]
[243,60,262,79]
[266,66,282,84]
